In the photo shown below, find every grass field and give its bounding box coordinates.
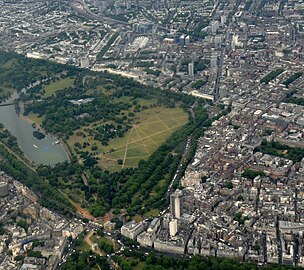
[90,235,119,251]
[43,77,74,97]
[68,105,188,171]
[145,208,160,217]
[76,240,90,252]
[27,113,45,126]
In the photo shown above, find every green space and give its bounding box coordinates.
[285,96,304,106]
[112,250,304,270]
[76,240,90,252]
[96,32,119,61]
[43,77,74,97]
[0,51,77,95]
[62,251,109,270]
[242,168,265,180]
[0,123,25,158]
[0,51,211,218]
[145,208,160,217]
[0,123,74,215]
[68,105,188,171]
[32,130,45,140]
[91,235,119,253]
[233,211,249,225]
[255,140,304,163]
[0,86,14,102]
[146,68,161,77]
[191,79,208,89]
[283,72,303,87]
[260,68,284,84]
[27,113,45,126]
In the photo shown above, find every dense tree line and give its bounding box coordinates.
[34,104,210,216]
[191,79,208,89]
[283,72,303,87]
[0,143,74,216]
[0,51,213,217]
[96,32,119,61]
[25,94,126,138]
[260,69,284,84]
[61,251,110,270]
[241,168,265,180]
[112,105,209,213]
[112,251,304,270]
[32,130,45,140]
[0,51,79,93]
[255,140,304,163]
[0,126,24,157]
[285,96,304,106]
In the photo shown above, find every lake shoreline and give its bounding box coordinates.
[19,101,72,163]
[0,93,70,166]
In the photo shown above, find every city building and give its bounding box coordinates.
[170,189,183,218]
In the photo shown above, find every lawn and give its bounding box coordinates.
[68,105,188,171]
[26,113,45,126]
[43,77,74,97]
[90,235,120,252]
[145,208,160,217]
[119,257,146,270]
[76,240,90,252]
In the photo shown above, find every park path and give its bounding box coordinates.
[134,126,150,155]
[84,231,105,256]
[114,121,187,152]
[60,191,95,220]
[121,127,134,168]
[0,142,35,172]
[155,114,173,132]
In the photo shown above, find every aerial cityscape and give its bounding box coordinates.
[0,0,304,269]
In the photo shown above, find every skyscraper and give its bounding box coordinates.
[221,14,227,26]
[210,52,218,69]
[211,21,219,34]
[170,189,183,218]
[169,219,178,237]
[188,62,194,77]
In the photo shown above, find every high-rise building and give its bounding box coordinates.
[170,189,183,218]
[232,34,239,50]
[169,219,178,237]
[221,14,227,26]
[0,182,9,197]
[188,62,194,77]
[179,34,185,45]
[214,35,222,44]
[126,1,132,9]
[211,21,219,34]
[185,35,190,45]
[210,52,218,69]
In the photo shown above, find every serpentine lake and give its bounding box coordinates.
[0,94,69,166]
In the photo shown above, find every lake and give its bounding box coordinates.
[0,100,69,166]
